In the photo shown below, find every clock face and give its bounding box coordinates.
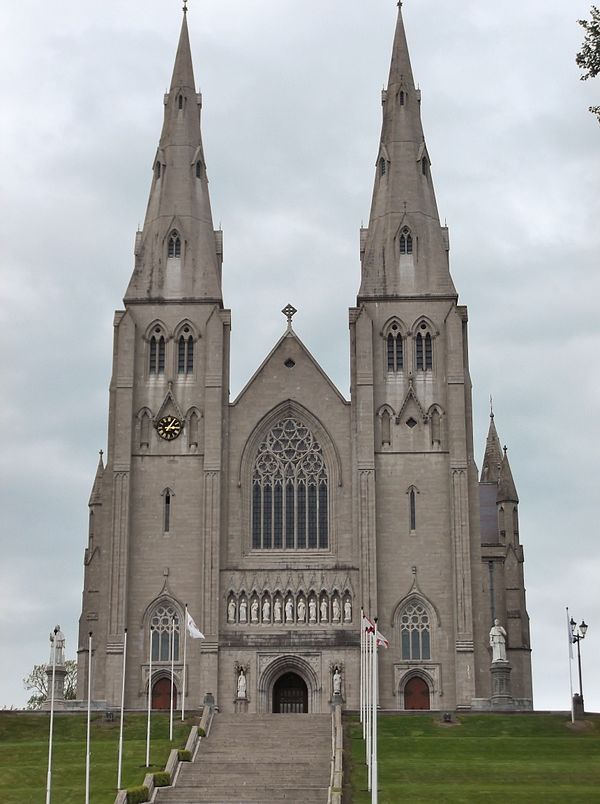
[157,415,182,441]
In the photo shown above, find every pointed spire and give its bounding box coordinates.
[125,11,222,303]
[89,450,104,506]
[480,411,503,483]
[359,6,456,299]
[497,447,519,504]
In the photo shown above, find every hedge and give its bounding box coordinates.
[126,786,149,804]
[178,749,192,761]
[153,771,171,787]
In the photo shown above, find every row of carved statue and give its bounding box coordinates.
[227,592,352,625]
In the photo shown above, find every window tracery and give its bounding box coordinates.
[399,600,431,660]
[168,230,181,259]
[150,603,180,662]
[399,227,413,255]
[251,417,328,550]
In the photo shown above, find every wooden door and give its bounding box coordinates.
[404,676,430,710]
[152,677,177,710]
[273,672,308,713]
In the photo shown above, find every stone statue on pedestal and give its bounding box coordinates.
[285,597,294,622]
[344,599,352,622]
[274,598,282,623]
[309,598,317,623]
[239,599,248,623]
[297,598,306,622]
[320,599,329,622]
[251,599,259,623]
[332,598,341,623]
[227,599,236,623]
[489,619,508,663]
[262,598,271,622]
[49,626,66,666]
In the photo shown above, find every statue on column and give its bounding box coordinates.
[489,619,508,663]
[49,626,66,666]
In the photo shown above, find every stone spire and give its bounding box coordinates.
[358,6,456,299]
[88,450,104,506]
[480,412,503,483]
[497,447,519,504]
[125,11,222,303]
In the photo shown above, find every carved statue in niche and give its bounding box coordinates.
[239,598,248,623]
[333,666,342,696]
[262,598,271,622]
[344,598,352,622]
[251,599,259,623]
[309,598,317,623]
[285,597,294,623]
[297,597,306,622]
[236,667,247,699]
[227,598,236,623]
[332,598,341,623]
[274,598,282,623]
[320,598,329,622]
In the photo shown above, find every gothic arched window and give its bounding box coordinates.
[399,227,413,255]
[149,327,166,375]
[150,603,180,662]
[399,90,405,106]
[178,330,194,374]
[168,230,181,259]
[195,161,202,179]
[379,157,386,177]
[252,417,328,550]
[399,600,431,660]
[387,329,403,372]
[409,488,417,531]
[415,323,433,371]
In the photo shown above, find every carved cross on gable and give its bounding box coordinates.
[282,304,297,331]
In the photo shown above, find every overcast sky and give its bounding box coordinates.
[1,0,599,711]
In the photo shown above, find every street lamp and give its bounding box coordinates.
[570,617,588,713]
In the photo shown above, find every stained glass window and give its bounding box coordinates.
[252,417,328,550]
[150,604,180,662]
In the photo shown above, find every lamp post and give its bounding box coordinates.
[570,617,588,714]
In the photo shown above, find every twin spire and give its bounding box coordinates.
[126,6,454,304]
[125,12,222,303]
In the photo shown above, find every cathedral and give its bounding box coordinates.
[77,7,533,713]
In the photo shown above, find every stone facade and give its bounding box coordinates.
[77,8,532,712]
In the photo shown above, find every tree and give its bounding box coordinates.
[576,5,600,122]
[23,661,77,710]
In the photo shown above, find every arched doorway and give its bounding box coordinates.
[152,677,177,710]
[404,676,430,710]
[272,672,308,713]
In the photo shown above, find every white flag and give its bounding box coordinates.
[567,610,574,660]
[187,611,205,640]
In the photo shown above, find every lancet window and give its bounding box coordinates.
[399,227,413,255]
[387,331,403,372]
[409,488,417,531]
[415,325,433,371]
[399,600,431,660]
[150,603,180,662]
[178,329,194,374]
[163,489,172,533]
[379,157,386,177]
[251,417,329,550]
[168,230,181,259]
[149,328,166,375]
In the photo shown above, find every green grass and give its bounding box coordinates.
[346,713,600,803]
[0,712,191,804]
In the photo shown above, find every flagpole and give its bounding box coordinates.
[182,605,188,721]
[366,629,372,790]
[567,607,575,724]
[169,616,175,742]
[45,627,58,804]
[146,626,153,767]
[117,628,128,790]
[372,619,379,804]
[360,608,364,733]
[85,632,93,804]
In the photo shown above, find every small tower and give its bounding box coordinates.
[479,412,532,706]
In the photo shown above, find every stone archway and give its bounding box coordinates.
[272,672,309,713]
[258,655,320,713]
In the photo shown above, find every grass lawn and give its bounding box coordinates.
[346,713,600,803]
[0,712,191,804]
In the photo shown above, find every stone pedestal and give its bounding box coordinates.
[490,662,515,710]
[42,664,67,711]
[235,697,249,713]
[572,693,584,719]
[330,693,343,712]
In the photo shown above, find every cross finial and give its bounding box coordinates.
[490,395,494,419]
[183,0,188,14]
[282,304,297,331]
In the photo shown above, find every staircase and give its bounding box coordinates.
[156,712,332,803]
